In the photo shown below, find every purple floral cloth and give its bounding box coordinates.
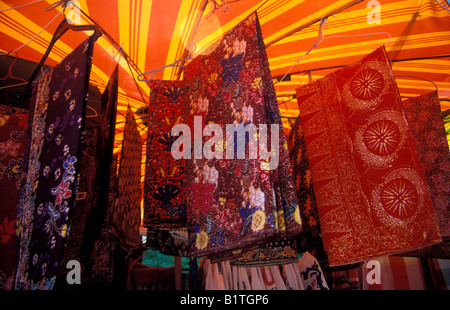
[15,37,94,289]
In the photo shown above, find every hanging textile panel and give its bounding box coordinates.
[56,71,118,288]
[288,116,320,237]
[0,106,27,290]
[144,80,188,227]
[395,91,450,258]
[76,66,119,267]
[182,12,301,258]
[402,91,450,237]
[15,37,94,290]
[113,106,143,250]
[295,46,442,267]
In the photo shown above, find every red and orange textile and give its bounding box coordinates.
[144,80,188,227]
[295,45,441,266]
[182,12,301,258]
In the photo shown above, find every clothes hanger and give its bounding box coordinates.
[21,18,102,101]
[137,55,194,83]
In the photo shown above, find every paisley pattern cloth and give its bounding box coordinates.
[295,46,441,266]
[113,105,143,250]
[144,80,188,227]
[182,12,301,258]
[0,107,28,290]
[396,91,450,258]
[15,37,94,289]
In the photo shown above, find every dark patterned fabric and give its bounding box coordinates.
[182,12,301,259]
[15,37,94,289]
[55,80,116,289]
[78,65,119,269]
[295,46,441,266]
[144,80,188,227]
[396,91,450,258]
[0,106,28,290]
[113,105,142,250]
[230,239,298,267]
[288,116,320,237]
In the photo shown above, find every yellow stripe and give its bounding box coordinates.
[163,0,204,80]
[269,31,450,70]
[136,0,152,72]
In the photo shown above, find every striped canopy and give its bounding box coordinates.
[1,0,449,149]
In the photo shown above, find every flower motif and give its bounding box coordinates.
[0,216,16,244]
[52,179,73,204]
[208,73,219,84]
[69,99,76,111]
[251,210,266,232]
[221,52,244,87]
[54,168,61,180]
[196,230,209,250]
[63,155,77,176]
[252,77,262,90]
[42,166,50,177]
[64,89,71,100]
[210,229,224,246]
[4,159,23,179]
[0,139,21,157]
[55,133,62,146]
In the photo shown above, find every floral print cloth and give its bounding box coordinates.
[0,106,28,290]
[182,12,301,258]
[295,46,441,266]
[144,80,188,227]
[15,37,94,289]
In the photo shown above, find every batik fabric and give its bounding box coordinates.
[15,37,94,289]
[144,80,188,227]
[295,46,441,266]
[397,91,450,258]
[113,105,142,250]
[0,106,27,290]
[182,12,301,258]
[56,69,119,288]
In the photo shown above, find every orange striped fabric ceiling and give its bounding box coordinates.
[1,0,449,141]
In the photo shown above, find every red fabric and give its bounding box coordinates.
[183,12,301,258]
[0,109,27,290]
[295,46,441,266]
[144,80,188,227]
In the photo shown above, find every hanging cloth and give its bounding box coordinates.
[295,45,442,267]
[394,90,450,258]
[182,11,301,259]
[15,37,95,289]
[112,105,143,250]
[55,69,119,288]
[0,105,28,290]
[144,80,188,227]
